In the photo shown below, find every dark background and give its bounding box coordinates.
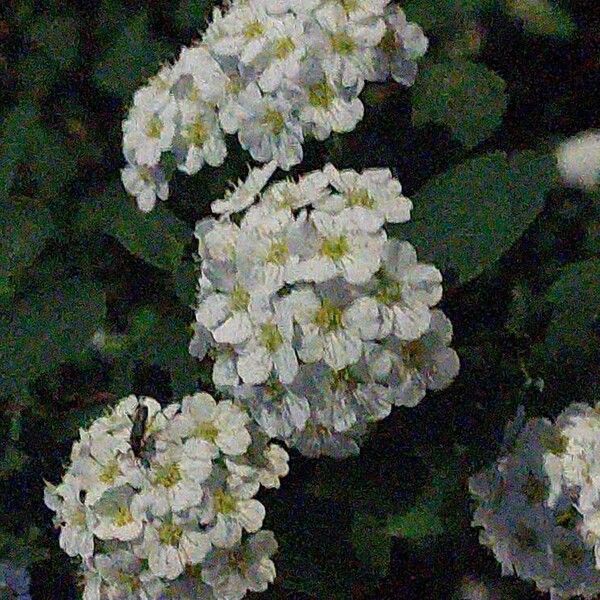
[0,0,599,598]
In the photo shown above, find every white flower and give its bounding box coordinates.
[287,286,379,370]
[234,298,299,384]
[290,210,386,284]
[298,70,364,140]
[233,378,310,440]
[91,486,144,542]
[290,412,365,458]
[371,239,442,341]
[123,96,178,167]
[44,474,95,559]
[201,479,266,548]
[211,161,277,215]
[321,0,390,22]
[370,310,459,407]
[209,3,274,64]
[171,45,229,104]
[220,83,304,170]
[556,130,600,190]
[137,441,212,516]
[201,530,278,600]
[121,163,169,212]
[260,168,330,211]
[318,164,412,232]
[470,414,600,600]
[235,209,308,294]
[92,551,165,600]
[372,5,428,86]
[138,514,211,580]
[256,13,307,92]
[171,393,252,456]
[174,99,227,175]
[314,3,386,88]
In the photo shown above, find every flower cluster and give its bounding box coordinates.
[44,394,288,600]
[190,163,459,458]
[121,0,428,211]
[0,562,31,600]
[469,404,600,600]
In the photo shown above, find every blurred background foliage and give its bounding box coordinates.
[0,0,598,597]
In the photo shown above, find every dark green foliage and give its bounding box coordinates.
[396,151,557,285]
[412,61,508,148]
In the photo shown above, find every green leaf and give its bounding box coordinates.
[80,180,192,271]
[112,203,192,272]
[0,279,106,393]
[506,0,576,39]
[387,505,445,540]
[29,16,80,71]
[351,513,392,577]
[0,199,56,280]
[413,60,508,149]
[0,102,38,201]
[539,259,600,361]
[174,0,213,32]
[404,0,496,32]
[93,10,170,100]
[397,150,557,285]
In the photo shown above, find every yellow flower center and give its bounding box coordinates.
[213,489,237,515]
[347,188,374,208]
[154,463,182,488]
[274,36,296,59]
[540,429,568,455]
[379,28,398,54]
[308,80,336,109]
[113,506,134,528]
[99,460,120,484]
[192,421,219,443]
[314,299,344,332]
[402,339,428,369]
[321,235,350,261]
[260,323,284,352]
[375,280,404,305]
[146,116,163,139]
[331,32,356,56]
[185,117,208,147]
[555,505,579,529]
[554,541,584,566]
[230,284,251,312]
[521,474,547,504]
[263,108,286,135]
[70,508,87,528]
[265,240,289,265]
[158,522,183,546]
[117,572,140,592]
[339,0,359,11]
[244,20,265,39]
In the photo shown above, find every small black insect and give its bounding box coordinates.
[130,401,149,459]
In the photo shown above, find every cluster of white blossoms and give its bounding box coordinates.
[469,404,600,600]
[44,394,288,600]
[190,162,459,458]
[121,0,428,211]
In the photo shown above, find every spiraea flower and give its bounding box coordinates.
[469,405,600,600]
[192,164,459,458]
[44,394,287,599]
[121,0,428,210]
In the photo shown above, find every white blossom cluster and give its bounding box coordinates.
[469,404,600,600]
[44,394,288,600]
[190,163,459,458]
[121,0,428,211]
